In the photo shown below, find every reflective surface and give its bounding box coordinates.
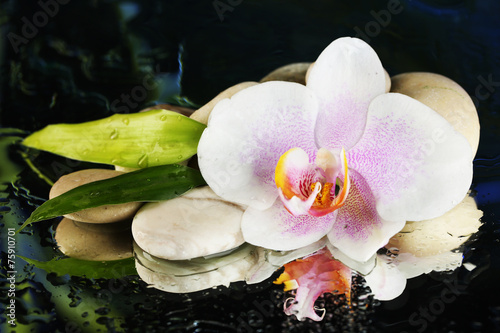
[1,0,500,332]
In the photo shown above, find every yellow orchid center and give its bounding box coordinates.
[275,147,350,217]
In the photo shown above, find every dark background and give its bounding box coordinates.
[1,0,499,332]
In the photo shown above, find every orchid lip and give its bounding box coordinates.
[275,147,350,217]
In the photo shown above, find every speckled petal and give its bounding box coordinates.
[241,199,337,251]
[327,170,404,262]
[347,93,473,222]
[307,37,386,151]
[198,81,319,210]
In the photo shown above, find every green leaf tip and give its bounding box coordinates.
[18,164,207,232]
[22,110,206,168]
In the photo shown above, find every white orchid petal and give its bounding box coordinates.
[241,200,336,251]
[198,81,319,210]
[364,255,407,301]
[347,93,473,222]
[307,37,386,150]
[326,242,377,276]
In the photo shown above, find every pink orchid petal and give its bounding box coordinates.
[346,93,473,222]
[198,81,319,210]
[275,248,352,321]
[307,37,386,151]
[241,199,337,251]
[327,170,405,262]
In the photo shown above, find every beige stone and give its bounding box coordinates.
[260,62,312,85]
[132,186,246,260]
[390,72,480,156]
[50,169,143,223]
[55,218,133,261]
[305,62,391,92]
[134,242,257,293]
[189,82,258,125]
[387,195,482,257]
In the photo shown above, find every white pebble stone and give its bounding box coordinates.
[134,242,257,293]
[132,186,246,260]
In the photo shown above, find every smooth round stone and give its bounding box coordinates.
[189,82,258,125]
[55,218,133,261]
[50,169,143,223]
[132,186,246,260]
[260,62,312,85]
[305,62,391,92]
[134,242,257,293]
[387,195,482,257]
[391,72,480,156]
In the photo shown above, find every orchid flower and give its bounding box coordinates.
[274,247,351,321]
[197,37,472,265]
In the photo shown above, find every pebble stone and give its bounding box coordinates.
[189,82,258,125]
[132,186,246,260]
[134,242,258,293]
[387,195,482,257]
[49,169,143,223]
[55,218,133,261]
[260,62,312,85]
[391,72,480,156]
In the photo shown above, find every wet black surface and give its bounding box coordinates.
[1,1,500,332]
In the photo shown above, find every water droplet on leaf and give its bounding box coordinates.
[138,154,149,168]
[110,129,119,140]
[122,118,130,125]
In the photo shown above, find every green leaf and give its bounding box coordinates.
[22,110,206,168]
[19,164,206,231]
[19,256,137,279]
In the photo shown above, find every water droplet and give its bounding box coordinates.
[138,154,149,168]
[177,115,182,121]
[177,155,183,160]
[82,149,89,155]
[160,115,168,121]
[110,129,119,140]
[122,118,130,125]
